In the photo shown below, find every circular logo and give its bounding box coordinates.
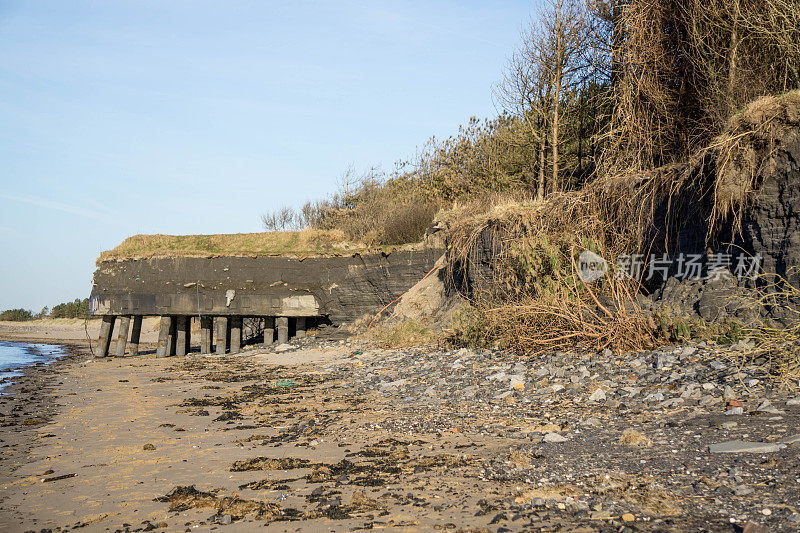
[577,250,608,282]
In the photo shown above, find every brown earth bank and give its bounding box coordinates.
[1,333,799,532]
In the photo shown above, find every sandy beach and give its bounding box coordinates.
[1,328,799,532]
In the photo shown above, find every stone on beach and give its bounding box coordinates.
[708,441,785,453]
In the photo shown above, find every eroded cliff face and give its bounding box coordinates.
[91,248,443,323]
[739,133,800,286]
[452,124,800,324]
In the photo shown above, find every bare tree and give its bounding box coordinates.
[261,205,299,231]
[496,19,553,199]
[497,0,590,196]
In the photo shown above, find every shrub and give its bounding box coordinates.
[50,298,90,319]
[380,202,437,246]
[0,308,33,321]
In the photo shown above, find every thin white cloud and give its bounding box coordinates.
[0,191,112,222]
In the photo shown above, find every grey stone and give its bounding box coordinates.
[708,441,785,453]
[781,434,800,445]
[725,407,743,415]
[644,392,664,402]
[786,397,800,406]
[723,386,736,401]
[588,388,606,402]
[700,394,717,406]
[508,375,525,389]
[733,485,754,496]
[543,432,569,443]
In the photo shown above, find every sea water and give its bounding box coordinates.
[0,341,67,393]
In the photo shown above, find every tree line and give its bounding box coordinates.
[262,0,799,244]
[0,298,92,322]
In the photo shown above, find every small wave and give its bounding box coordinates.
[0,342,67,394]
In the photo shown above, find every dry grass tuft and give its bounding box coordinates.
[619,429,653,447]
[98,229,375,263]
[710,90,800,233]
[442,180,670,354]
[364,319,437,349]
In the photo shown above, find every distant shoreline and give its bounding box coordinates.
[0,318,161,345]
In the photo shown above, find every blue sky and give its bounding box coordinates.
[0,1,534,312]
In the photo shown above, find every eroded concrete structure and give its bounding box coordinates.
[90,249,442,357]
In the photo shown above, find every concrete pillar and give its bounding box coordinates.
[156,316,172,358]
[168,316,177,356]
[185,317,192,354]
[215,316,228,355]
[276,316,289,344]
[295,317,306,339]
[230,316,242,354]
[97,315,116,357]
[263,317,275,346]
[114,315,131,357]
[128,315,142,356]
[200,316,213,354]
[175,316,188,357]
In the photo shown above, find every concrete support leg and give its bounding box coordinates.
[97,315,116,357]
[230,317,242,354]
[185,317,192,354]
[156,316,172,358]
[215,317,228,355]
[263,317,275,346]
[295,317,306,339]
[200,316,213,354]
[168,316,177,356]
[175,316,188,357]
[114,315,131,357]
[276,316,289,344]
[129,316,142,356]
